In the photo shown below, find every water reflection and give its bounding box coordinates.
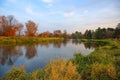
[71,39,101,49]
[0,46,23,65]
[39,42,49,48]
[0,39,97,77]
[72,39,82,45]
[84,42,98,49]
[25,45,37,59]
[0,40,99,66]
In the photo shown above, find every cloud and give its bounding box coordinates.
[7,0,17,4]
[41,0,54,3]
[25,6,42,18]
[63,11,75,18]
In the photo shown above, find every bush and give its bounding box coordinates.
[91,63,116,80]
[44,59,81,80]
[5,65,25,80]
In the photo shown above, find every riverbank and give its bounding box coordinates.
[1,39,120,80]
[72,39,120,80]
[0,36,64,45]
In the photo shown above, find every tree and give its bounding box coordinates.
[116,23,120,29]
[39,31,52,38]
[106,28,114,38]
[0,15,23,36]
[95,27,107,39]
[17,23,24,36]
[114,23,120,39]
[25,20,38,37]
[63,30,68,39]
[53,30,62,37]
[84,30,92,39]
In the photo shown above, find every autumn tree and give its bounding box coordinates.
[63,30,68,39]
[71,31,83,39]
[17,23,24,36]
[0,15,23,36]
[53,30,62,37]
[39,31,53,38]
[25,20,38,37]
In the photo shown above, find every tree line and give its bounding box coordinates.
[72,23,120,39]
[0,15,120,39]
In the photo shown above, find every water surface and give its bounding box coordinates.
[0,40,96,77]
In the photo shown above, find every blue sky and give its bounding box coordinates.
[0,0,120,33]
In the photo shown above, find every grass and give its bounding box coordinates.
[1,39,120,80]
[2,59,81,80]
[0,36,64,45]
[72,39,120,80]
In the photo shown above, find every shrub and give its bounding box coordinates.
[91,63,116,80]
[5,65,25,80]
[45,59,81,80]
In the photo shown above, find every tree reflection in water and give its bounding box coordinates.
[0,40,98,66]
[39,42,49,48]
[71,39,99,49]
[72,39,81,45]
[25,45,37,59]
[0,46,23,65]
[84,42,98,49]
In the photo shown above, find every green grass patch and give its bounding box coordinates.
[72,39,120,80]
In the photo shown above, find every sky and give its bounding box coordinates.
[0,0,120,33]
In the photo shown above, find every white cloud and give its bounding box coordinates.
[41,0,54,3]
[25,6,42,18]
[63,11,75,18]
[7,0,17,4]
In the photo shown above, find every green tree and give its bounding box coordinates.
[84,30,92,39]
[114,23,120,39]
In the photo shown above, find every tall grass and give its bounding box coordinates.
[2,59,81,80]
[72,39,120,80]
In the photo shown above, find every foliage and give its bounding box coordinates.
[5,65,25,80]
[44,59,81,80]
[25,20,38,37]
[71,23,120,39]
[91,63,116,80]
[0,15,23,36]
[2,59,81,80]
[0,15,120,39]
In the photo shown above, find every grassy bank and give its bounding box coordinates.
[1,39,120,80]
[0,36,64,45]
[72,39,120,80]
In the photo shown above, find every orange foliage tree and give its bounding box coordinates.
[53,30,62,37]
[25,20,38,37]
[39,31,53,38]
[0,15,23,36]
